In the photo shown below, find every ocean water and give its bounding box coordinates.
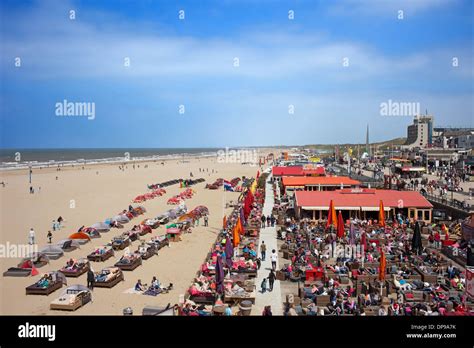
[0,148,221,169]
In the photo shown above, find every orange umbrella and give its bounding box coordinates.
[378,200,385,227]
[378,250,386,281]
[237,216,245,235]
[326,200,337,229]
[232,223,240,247]
[68,232,91,241]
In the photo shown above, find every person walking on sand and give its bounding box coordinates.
[52,220,57,232]
[28,228,35,245]
[47,230,53,244]
[260,277,267,294]
[261,215,266,228]
[271,249,278,271]
[204,216,208,227]
[260,241,267,261]
[268,270,276,291]
[87,269,95,290]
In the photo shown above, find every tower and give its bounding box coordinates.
[366,124,371,157]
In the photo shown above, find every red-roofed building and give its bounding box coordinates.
[272,166,325,179]
[294,188,433,222]
[282,176,361,193]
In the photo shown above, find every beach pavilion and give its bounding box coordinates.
[294,188,433,222]
[281,176,361,194]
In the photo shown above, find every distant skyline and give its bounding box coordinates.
[1,0,473,148]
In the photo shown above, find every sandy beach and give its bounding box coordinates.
[0,153,271,315]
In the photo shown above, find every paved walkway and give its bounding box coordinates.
[253,174,283,315]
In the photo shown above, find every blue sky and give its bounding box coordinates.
[0,0,472,148]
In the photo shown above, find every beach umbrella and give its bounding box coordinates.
[336,211,345,239]
[215,255,225,294]
[326,200,337,229]
[361,231,367,252]
[178,214,193,222]
[91,222,110,232]
[113,214,130,224]
[232,222,240,248]
[31,264,39,276]
[56,239,80,250]
[378,250,386,281]
[225,238,234,268]
[349,223,356,245]
[237,216,245,235]
[240,207,246,227]
[411,222,422,255]
[68,232,91,241]
[379,200,386,227]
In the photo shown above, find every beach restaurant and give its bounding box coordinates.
[282,176,361,193]
[294,188,433,222]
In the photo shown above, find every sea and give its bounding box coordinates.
[0,148,223,170]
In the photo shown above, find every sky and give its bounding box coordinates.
[0,0,473,148]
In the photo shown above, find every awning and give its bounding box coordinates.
[302,206,360,211]
[361,206,391,211]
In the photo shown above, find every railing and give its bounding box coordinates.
[423,192,472,212]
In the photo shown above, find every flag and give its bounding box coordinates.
[378,250,386,281]
[379,200,385,227]
[224,180,234,191]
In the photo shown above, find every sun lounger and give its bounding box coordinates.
[60,263,90,278]
[87,249,114,262]
[414,267,439,284]
[112,238,131,250]
[188,293,216,305]
[26,280,63,295]
[3,267,31,277]
[50,290,91,311]
[142,304,176,316]
[136,245,157,260]
[224,287,256,305]
[114,256,142,271]
[93,268,124,288]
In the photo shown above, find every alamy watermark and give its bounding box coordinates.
[55,99,95,120]
[380,99,420,117]
[217,147,258,166]
[0,242,37,258]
